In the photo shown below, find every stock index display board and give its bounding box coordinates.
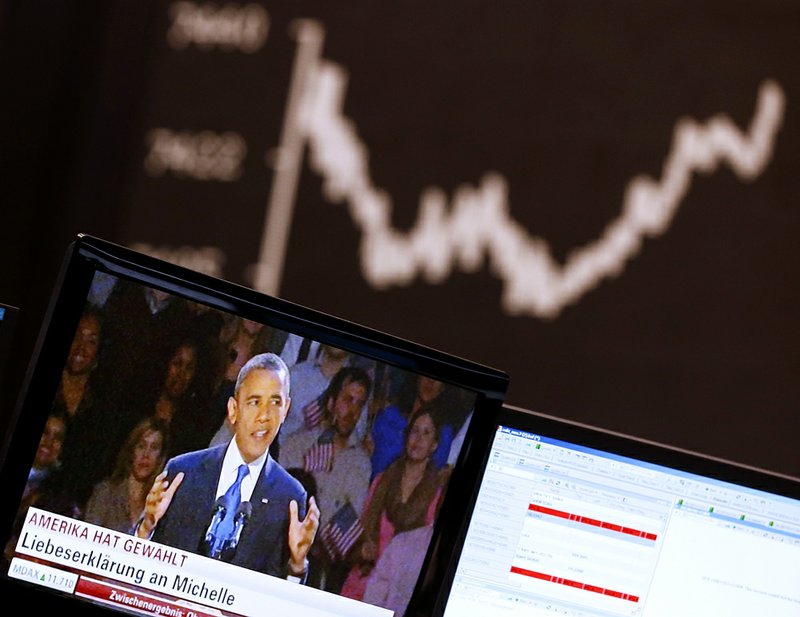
[6,2,800,477]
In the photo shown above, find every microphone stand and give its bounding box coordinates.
[220,501,252,561]
[202,496,228,559]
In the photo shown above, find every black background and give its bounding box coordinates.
[1,1,798,478]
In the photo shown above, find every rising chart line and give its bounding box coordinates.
[258,20,786,318]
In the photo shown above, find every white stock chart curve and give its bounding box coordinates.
[255,20,786,319]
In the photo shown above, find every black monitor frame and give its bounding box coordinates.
[0,302,20,401]
[0,234,509,617]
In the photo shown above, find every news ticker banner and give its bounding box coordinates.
[106,1,800,476]
[9,508,389,617]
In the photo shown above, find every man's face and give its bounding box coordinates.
[66,314,100,376]
[329,378,368,438]
[228,368,291,463]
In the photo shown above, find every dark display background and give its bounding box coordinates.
[1,1,798,478]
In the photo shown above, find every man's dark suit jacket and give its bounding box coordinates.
[151,444,307,579]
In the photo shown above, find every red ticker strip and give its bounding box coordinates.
[510,566,639,603]
[76,577,223,617]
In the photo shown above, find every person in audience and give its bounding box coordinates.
[153,340,199,424]
[278,334,319,369]
[4,414,78,565]
[22,414,70,506]
[342,407,444,601]
[369,374,457,480]
[362,524,435,617]
[84,417,169,533]
[53,308,102,420]
[149,338,212,457]
[283,344,352,438]
[280,367,373,592]
[55,308,118,507]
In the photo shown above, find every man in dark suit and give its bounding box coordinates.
[136,352,320,580]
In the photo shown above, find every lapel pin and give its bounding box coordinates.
[261,498,269,505]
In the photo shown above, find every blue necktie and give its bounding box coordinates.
[210,464,249,557]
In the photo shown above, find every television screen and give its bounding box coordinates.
[0,234,508,617]
[436,405,800,616]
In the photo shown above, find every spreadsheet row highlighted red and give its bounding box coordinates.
[528,504,658,541]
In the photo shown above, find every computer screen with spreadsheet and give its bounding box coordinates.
[438,405,800,616]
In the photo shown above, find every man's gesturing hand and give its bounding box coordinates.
[287,496,320,576]
[137,470,184,538]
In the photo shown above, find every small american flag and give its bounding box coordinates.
[320,502,363,561]
[304,442,334,472]
[303,399,325,429]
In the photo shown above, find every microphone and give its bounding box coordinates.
[227,501,252,553]
[215,501,252,562]
[202,496,228,558]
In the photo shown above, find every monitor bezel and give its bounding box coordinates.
[0,302,20,405]
[0,233,509,617]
